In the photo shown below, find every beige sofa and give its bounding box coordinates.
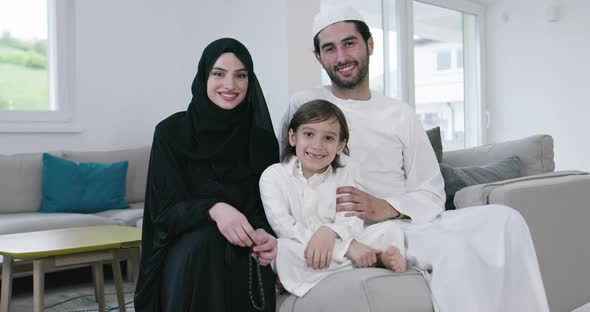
[0,146,150,271]
[277,135,590,312]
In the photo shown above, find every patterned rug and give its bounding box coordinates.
[9,267,136,312]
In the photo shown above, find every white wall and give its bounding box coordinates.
[0,0,288,154]
[485,0,590,171]
[287,0,321,96]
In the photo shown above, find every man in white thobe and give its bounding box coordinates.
[279,6,550,312]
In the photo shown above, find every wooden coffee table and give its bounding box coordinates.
[0,225,141,312]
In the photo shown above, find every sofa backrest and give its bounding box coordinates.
[0,152,64,213]
[64,146,150,203]
[0,147,150,214]
[442,134,555,176]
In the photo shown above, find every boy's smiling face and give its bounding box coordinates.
[289,117,346,178]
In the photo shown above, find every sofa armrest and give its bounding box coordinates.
[455,170,590,312]
[453,170,588,208]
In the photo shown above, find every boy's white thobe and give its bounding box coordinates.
[260,156,405,297]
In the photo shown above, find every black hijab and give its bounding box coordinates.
[180,37,278,176]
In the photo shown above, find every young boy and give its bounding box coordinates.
[260,99,406,297]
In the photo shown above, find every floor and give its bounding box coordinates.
[4,265,135,312]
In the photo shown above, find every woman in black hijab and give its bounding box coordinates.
[134,38,279,312]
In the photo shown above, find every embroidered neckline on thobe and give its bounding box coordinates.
[290,157,332,188]
[326,85,373,102]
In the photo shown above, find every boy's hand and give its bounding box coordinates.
[345,240,380,268]
[304,226,338,269]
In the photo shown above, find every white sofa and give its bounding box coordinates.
[0,146,150,270]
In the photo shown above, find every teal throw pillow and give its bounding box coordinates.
[40,153,130,213]
[440,156,522,210]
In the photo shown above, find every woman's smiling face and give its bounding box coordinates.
[207,52,249,110]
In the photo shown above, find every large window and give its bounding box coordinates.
[413,1,482,150]
[0,0,48,111]
[0,0,76,132]
[319,0,485,149]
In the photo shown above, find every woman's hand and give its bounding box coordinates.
[209,202,255,247]
[304,226,338,269]
[345,240,380,268]
[251,229,277,266]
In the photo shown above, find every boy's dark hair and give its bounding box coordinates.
[313,20,372,54]
[282,99,350,169]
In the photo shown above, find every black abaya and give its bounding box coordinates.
[134,38,279,312]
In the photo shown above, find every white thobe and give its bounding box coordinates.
[260,156,405,297]
[282,87,445,224]
[281,86,550,312]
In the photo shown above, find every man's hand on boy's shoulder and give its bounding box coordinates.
[336,186,400,221]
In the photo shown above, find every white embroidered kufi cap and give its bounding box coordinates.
[312,6,365,38]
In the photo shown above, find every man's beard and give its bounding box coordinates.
[322,51,369,89]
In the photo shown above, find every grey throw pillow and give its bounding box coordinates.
[426,127,443,163]
[440,156,522,210]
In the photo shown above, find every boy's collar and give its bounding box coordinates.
[288,156,333,183]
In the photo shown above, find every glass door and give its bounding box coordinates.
[413,0,482,150]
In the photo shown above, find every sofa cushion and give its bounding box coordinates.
[0,152,64,214]
[440,156,522,210]
[277,268,432,312]
[426,127,443,163]
[64,146,150,203]
[40,153,130,213]
[571,302,590,312]
[442,135,554,176]
[94,202,144,226]
[0,212,115,235]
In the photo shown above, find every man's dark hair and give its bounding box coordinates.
[313,20,372,54]
[282,99,350,169]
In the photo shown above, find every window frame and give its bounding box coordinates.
[0,0,79,133]
[393,0,486,147]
